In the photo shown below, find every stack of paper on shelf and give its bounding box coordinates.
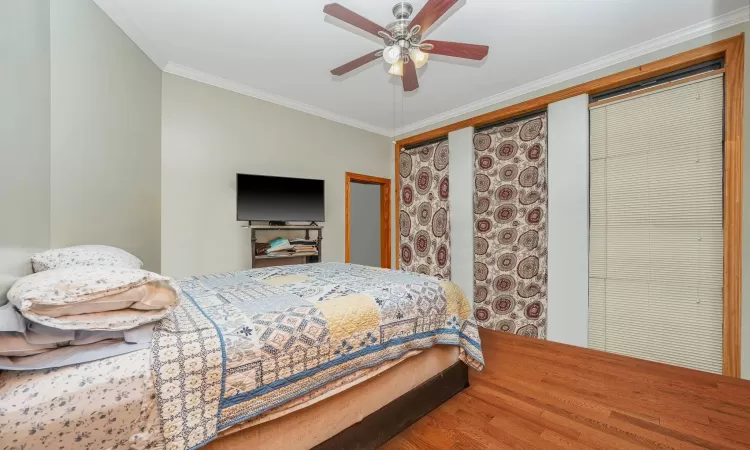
[264,237,318,257]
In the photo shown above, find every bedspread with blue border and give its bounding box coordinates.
[150,263,484,450]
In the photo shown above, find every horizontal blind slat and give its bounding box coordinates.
[588,74,723,374]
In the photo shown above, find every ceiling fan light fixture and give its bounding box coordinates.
[388,60,404,76]
[324,1,489,90]
[409,48,429,69]
[383,45,402,64]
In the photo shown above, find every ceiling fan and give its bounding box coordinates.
[324,1,489,92]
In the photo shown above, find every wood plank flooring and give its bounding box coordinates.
[381,328,750,449]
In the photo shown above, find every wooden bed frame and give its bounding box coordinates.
[313,361,469,450]
[209,361,469,450]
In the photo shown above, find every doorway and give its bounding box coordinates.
[345,172,391,268]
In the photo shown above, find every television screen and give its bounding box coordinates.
[236,174,325,222]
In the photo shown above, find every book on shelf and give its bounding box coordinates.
[259,236,318,258]
[263,252,296,258]
[289,238,316,245]
[269,237,288,247]
[266,237,292,252]
[264,250,319,258]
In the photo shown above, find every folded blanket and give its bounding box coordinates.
[0,248,170,370]
[0,302,155,369]
[7,266,180,331]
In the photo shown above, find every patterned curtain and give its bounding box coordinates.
[472,114,548,338]
[398,139,450,279]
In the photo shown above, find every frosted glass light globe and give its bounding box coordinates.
[409,48,429,69]
[388,60,404,76]
[383,45,402,65]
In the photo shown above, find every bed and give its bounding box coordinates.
[0,262,483,450]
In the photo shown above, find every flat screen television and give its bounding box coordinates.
[236,174,325,222]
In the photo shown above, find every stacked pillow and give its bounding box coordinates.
[1,245,180,370]
[29,244,144,273]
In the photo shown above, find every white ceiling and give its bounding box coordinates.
[96,0,749,136]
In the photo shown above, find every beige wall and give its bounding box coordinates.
[400,23,750,378]
[0,0,50,249]
[50,0,162,271]
[160,74,393,278]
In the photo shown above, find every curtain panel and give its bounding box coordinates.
[399,139,450,279]
[472,114,548,338]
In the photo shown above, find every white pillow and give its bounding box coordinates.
[7,266,179,331]
[31,245,143,273]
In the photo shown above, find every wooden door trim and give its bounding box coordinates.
[345,172,392,269]
[722,35,743,378]
[394,34,743,378]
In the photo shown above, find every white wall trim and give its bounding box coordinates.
[163,63,392,137]
[93,0,169,69]
[395,5,749,136]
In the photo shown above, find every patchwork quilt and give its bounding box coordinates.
[151,263,484,450]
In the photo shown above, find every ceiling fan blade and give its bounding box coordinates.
[422,40,489,60]
[402,59,419,92]
[323,3,389,39]
[409,0,458,35]
[331,50,382,76]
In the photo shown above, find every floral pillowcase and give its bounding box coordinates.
[31,245,143,273]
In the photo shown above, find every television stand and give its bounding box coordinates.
[248,224,323,269]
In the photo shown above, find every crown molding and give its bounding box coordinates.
[93,0,169,69]
[395,5,750,136]
[98,2,747,138]
[163,63,392,137]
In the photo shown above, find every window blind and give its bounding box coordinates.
[588,74,724,374]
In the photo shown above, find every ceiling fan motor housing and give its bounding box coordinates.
[387,2,419,42]
[392,2,413,19]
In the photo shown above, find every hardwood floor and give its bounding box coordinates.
[381,328,750,449]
